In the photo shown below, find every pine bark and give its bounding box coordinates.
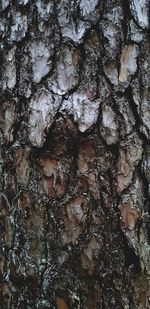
[0,0,150,308]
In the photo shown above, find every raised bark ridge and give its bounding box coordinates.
[0,0,150,308]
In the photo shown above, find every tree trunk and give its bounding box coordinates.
[0,0,150,308]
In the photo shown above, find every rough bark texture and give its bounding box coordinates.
[0,0,150,308]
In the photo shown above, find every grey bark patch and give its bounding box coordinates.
[130,0,149,29]
[28,87,61,147]
[61,90,101,132]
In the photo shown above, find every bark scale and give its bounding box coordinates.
[0,0,150,308]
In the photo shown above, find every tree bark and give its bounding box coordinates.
[0,0,150,308]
